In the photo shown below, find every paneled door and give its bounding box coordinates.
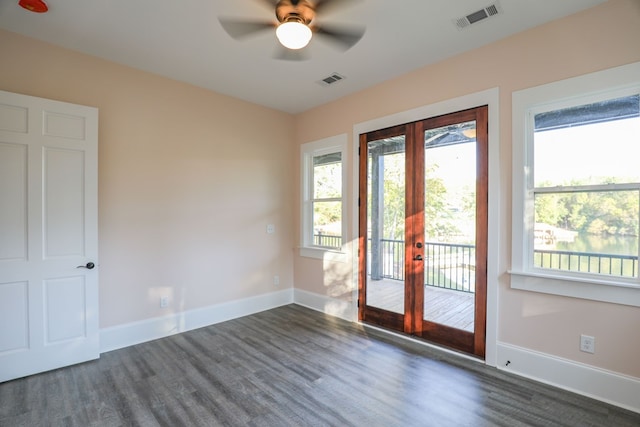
[0,90,99,382]
[359,107,487,357]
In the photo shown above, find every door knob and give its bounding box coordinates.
[413,255,423,261]
[77,262,95,270]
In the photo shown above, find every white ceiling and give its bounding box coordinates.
[0,0,607,114]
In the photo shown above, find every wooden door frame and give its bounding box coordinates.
[358,106,488,358]
[358,124,407,332]
[416,106,488,357]
[404,122,424,335]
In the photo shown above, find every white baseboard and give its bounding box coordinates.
[293,288,356,322]
[497,342,640,414]
[100,289,293,353]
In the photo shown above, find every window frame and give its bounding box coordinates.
[510,61,640,307]
[300,134,347,260]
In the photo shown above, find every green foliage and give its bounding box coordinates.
[535,180,639,237]
[313,160,342,234]
[368,155,473,242]
[424,163,462,240]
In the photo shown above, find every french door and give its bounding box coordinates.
[358,106,487,357]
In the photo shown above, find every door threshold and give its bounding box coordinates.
[360,321,485,364]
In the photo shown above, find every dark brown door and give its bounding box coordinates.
[358,107,488,358]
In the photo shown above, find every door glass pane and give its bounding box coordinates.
[423,121,476,332]
[366,136,405,314]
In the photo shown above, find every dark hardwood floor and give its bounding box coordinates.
[1,304,638,426]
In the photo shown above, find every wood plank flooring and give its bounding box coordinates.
[1,304,639,426]
[367,278,475,331]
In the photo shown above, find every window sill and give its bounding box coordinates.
[299,246,348,262]
[508,270,640,307]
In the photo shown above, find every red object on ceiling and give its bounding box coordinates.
[19,0,48,13]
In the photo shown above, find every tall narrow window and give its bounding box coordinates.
[301,135,347,258]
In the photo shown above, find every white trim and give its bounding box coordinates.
[300,134,348,259]
[497,342,640,414]
[351,87,500,367]
[298,247,348,262]
[100,289,293,353]
[511,61,640,305]
[293,288,356,322]
[509,270,640,307]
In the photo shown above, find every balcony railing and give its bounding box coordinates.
[313,233,342,248]
[368,239,475,293]
[366,239,640,293]
[534,249,638,278]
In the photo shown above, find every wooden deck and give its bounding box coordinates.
[366,277,475,332]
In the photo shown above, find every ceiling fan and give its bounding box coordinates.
[219,0,365,59]
[18,0,48,13]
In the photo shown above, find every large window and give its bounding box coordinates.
[301,134,347,259]
[511,62,640,306]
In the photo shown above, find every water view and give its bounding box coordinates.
[555,234,639,256]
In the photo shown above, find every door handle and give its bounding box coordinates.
[77,262,95,270]
[413,255,423,261]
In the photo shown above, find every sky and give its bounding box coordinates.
[534,117,640,186]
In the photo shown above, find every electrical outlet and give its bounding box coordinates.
[273,275,280,287]
[160,296,169,308]
[266,224,275,234]
[580,334,595,354]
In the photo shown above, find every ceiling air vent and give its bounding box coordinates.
[318,72,345,87]
[454,3,501,30]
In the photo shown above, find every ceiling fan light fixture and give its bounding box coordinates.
[276,20,312,50]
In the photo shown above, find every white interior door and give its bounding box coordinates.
[0,90,99,382]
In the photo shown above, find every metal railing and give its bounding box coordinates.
[368,239,475,293]
[313,233,342,248]
[425,242,475,292]
[534,249,638,278]
[367,239,640,292]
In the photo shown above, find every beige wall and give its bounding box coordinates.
[0,30,295,328]
[1,0,639,380]
[293,0,640,377]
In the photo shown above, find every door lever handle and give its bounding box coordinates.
[77,262,95,270]
[413,255,423,261]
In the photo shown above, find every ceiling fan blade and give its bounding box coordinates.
[255,0,278,5]
[251,0,279,11]
[274,46,310,61]
[313,0,362,15]
[314,24,365,50]
[219,18,275,40]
